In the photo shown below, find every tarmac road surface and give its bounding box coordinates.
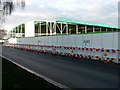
[1,46,120,88]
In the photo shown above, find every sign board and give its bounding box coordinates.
[84,40,90,46]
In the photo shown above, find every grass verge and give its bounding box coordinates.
[2,57,63,89]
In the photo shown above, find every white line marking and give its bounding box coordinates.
[56,59,73,64]
[0,55,70,89]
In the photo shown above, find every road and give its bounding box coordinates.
[1,46,120,88]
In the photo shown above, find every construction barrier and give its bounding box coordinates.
[3,32,120,64]
[3,43,119,64]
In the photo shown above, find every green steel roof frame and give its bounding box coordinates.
[56,17,119,29]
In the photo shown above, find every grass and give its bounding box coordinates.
[2,57,63,89]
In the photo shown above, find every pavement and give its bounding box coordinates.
[1,45,120,88]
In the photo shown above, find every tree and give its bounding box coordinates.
[0,0,25,27]
[0,29,7,40]
[0,0,25,40]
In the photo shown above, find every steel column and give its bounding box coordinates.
[54,22,56,35]
[76,24,78,33]
[12,29,13,38]
[50,22,52,35]
[106,28,107,32]
[46,22,48,35]
[85,25,87,33]
[112,29,113,31]
[15,27,17,38]
[66,23,68,34]
[14,28,16,38]
[18,26,20,33]
[93,26,95,32]
[40,22,41,36]
[21,24,22,37]
[61,23,62,34]
[100,27,101,32]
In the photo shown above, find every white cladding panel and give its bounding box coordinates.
[25,38,29,44]
[62,35,69,46]
[25,21,35,37]
[29,38,32,44]
[34,37,38,45]
[32,38,34,44]
[28,38,31,44]
[49,36,53,46]
[82,34,92,47]
[76,35,83,47]
[92,34,102,48]
[32,38,35,44]
[113,32,118,49]
[8,38,17,43]
[44,36,48,45]
[68,35,76,47]
[21,38,24,44]
[30,38,32,44]
[52,36,57,46]
[4,40,8,44]
[40,37,45,45]
[118,32,120,49]
[57,36,63,46]
[17,38,21,44]
[102,33,113,49]
[8,32,119,49]
[6,32,120,64]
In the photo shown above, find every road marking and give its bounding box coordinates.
[56,59,73,64]
[0,55,71,89]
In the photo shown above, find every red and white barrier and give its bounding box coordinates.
[3,43,120,64]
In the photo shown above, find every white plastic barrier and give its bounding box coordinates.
[94,48,101,60]
[3,32,120,64]
[3,43,120,64]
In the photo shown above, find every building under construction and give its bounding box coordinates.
[8,17,119,38]
[5,17,120,64]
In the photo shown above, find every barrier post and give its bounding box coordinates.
[103,49,109,64]
[53,46,57,55]
[70,48,75,58]
[44,45,46,53]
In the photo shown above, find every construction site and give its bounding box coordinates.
[3,17,120,64]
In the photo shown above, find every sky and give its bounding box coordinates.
[4,0,119,31]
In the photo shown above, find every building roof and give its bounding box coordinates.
[14,17,119,29]
[56,17,119,29]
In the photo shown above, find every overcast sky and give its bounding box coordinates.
[4,0,119,31]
